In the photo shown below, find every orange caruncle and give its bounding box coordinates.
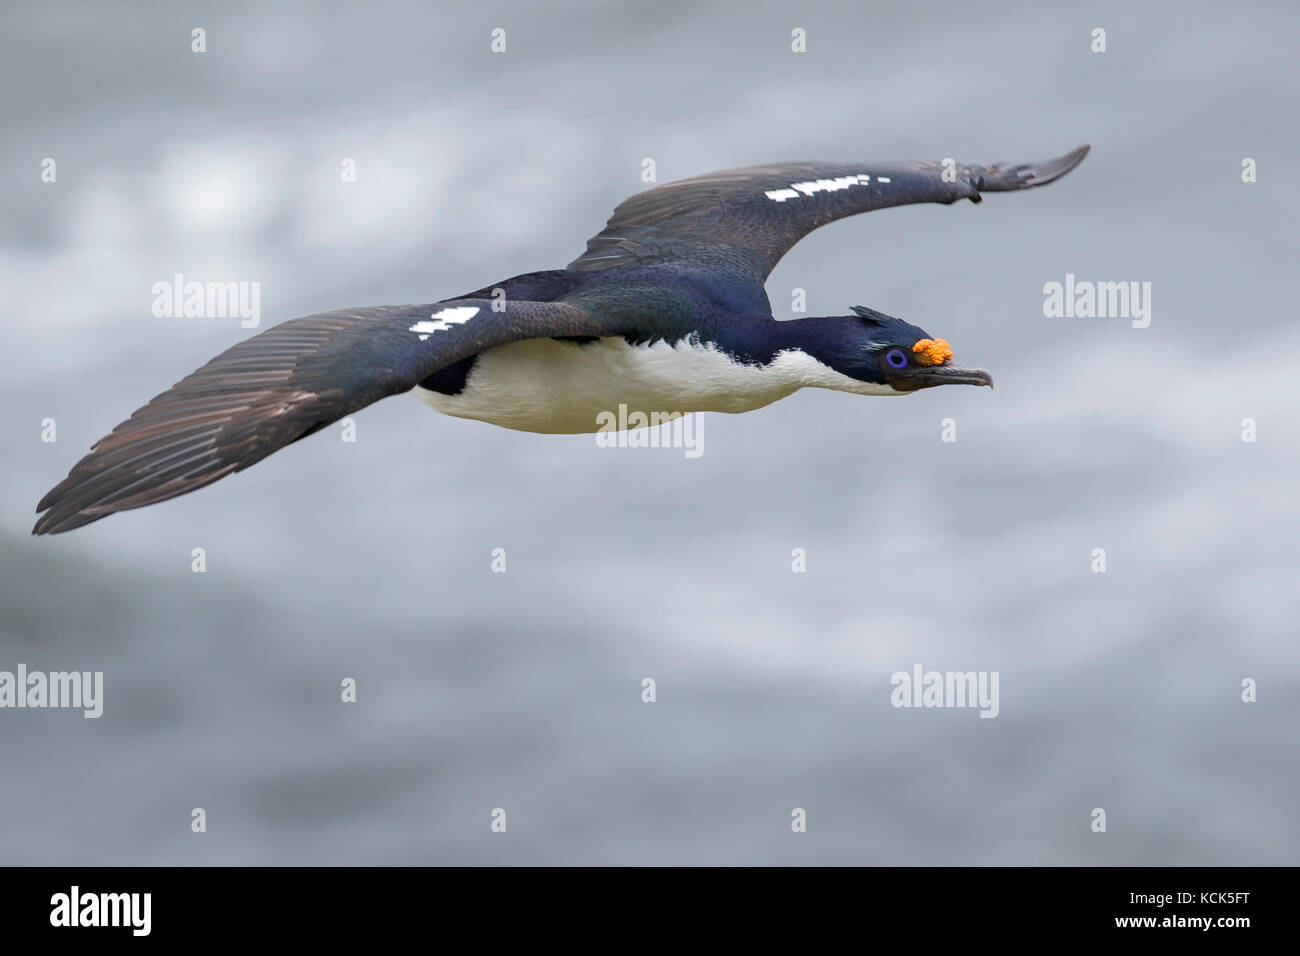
[911,338,954,366]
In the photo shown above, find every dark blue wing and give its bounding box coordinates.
[34,298,615,533]
[568,146,1089,279]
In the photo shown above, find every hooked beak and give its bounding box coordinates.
[887,363,995,391]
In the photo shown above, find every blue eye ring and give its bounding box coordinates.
[886,348,908,369]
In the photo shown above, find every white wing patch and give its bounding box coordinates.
[764,172,875,202]
[764,188,801,202]
[409,305,480,341]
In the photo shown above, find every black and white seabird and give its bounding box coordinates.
[34,146,1088,534]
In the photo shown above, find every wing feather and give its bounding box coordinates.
[569,146,1089,278]
[34,299,614,533]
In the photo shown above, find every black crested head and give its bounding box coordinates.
[796,305,994,392]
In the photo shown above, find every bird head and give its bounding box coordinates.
[817,305,994,393]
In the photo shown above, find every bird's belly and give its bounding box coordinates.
[413,336,801,434]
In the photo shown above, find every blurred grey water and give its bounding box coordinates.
[1,0,1297,864]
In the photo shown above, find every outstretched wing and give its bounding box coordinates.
[568,145,1089,279]
[34,299,613,534]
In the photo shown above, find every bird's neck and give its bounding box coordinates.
[705,315,859,367]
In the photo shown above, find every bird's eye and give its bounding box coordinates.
[885,348,908,369]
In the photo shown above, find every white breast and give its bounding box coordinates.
[414,336,895,434]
